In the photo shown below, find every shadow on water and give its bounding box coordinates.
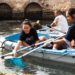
[23,56,75,75]
[1,56,75,75]
[0,20,75,75]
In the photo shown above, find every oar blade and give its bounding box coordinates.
[4,57,27,68]
[2,41,45,67]
[11,57,27,67]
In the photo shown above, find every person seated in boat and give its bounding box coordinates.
[50,10,69,34]
[44,8,75,50]
[12,20,46,56]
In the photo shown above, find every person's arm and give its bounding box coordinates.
[64,26,74,41]
[63,26,75,47]
[12,40,29,56]
[52,26,74,48]
[32,29,40,45]
[13,41,22,51]
[50,17,58,27]
[53,38,65,44]
[12,31,29,56]
[50,22,57,27]
[12,40,22,56]
[35,40,40,44]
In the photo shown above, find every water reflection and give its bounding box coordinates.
[0,20,21,36]
[0,20,75,75]
[0,59,75,75]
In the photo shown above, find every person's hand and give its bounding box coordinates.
[31,44,37,48]
[43,42,50,47]
[12,50,18,57]
[44,41,54,47]
[49,28,55,32]
[31,44,35,47]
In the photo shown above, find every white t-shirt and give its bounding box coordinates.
[53,15,69,33]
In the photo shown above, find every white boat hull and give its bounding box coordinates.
[29,50,75,64]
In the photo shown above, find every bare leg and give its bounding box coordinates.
[53,39,66,49]
[39,36,46,42]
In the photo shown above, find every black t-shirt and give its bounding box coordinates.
[64,22,75,41]
[19,28,39,45]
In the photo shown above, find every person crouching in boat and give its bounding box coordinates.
[44,8,75,50]
[12,20,46,56]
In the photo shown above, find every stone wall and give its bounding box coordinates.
[71,0,75,7]
[0,0,75,12]
[0,0,28,12]
[0,0,75,20]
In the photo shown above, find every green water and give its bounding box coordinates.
[0,20,75,75]
[0,59,75,75]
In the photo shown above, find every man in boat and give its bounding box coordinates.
[50,10,69,34]
[12,20,46,56]
[48,8,75,50]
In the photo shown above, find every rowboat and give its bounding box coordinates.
[0,26,75,67]
[0,26,64,51]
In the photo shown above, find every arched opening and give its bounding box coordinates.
[0,3,12,20]
[24,2,43,20]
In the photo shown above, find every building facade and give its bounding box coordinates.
[0,0,75,20]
